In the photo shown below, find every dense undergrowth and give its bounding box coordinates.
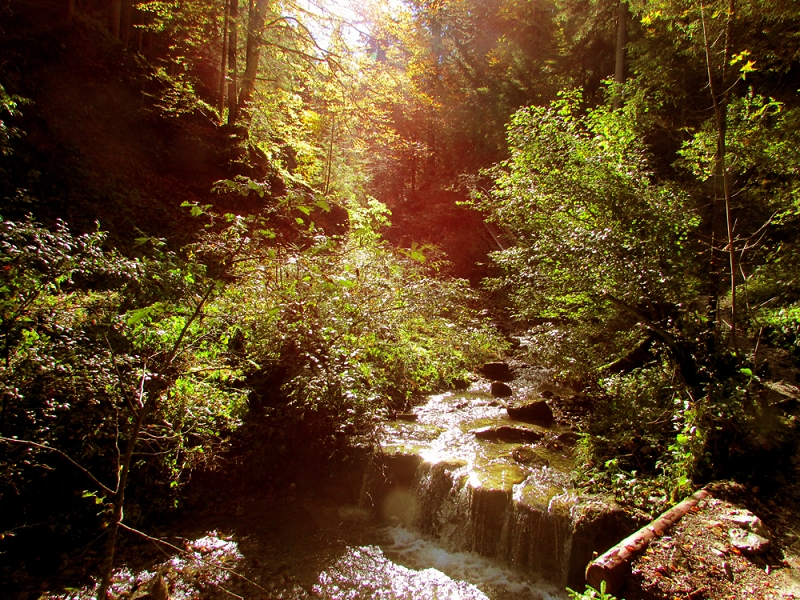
[0,204,505,579]
[476,87,800,516]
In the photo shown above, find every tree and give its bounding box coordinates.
[612,0,629,109]
[474,90,701,384]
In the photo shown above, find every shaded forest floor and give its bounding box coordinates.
[623,487,800,599]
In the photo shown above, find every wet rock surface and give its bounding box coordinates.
[490,381,514,397]
[507,400,555,426]
[471,425,545,443]
[482,362,514,382]
[511,446,551,467]
[375,378,642,590]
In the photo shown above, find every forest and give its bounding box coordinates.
[1,0,799,598]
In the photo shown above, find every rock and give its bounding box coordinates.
[491,381,513,397]
[507,400,554,425]
[393,413,418,422]
[497,426,544,443]
[727,509,768,537]
[482,362,513,382]
[729,527,771,555]
[472,426,500,440]
[557,431,580,446]
[471,426,544,443]
[540,390,554,398]
[452,378,470,390]
[512,445,550,466]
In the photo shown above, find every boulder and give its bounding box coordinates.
[452,378,470,390]
[491,381,513,397]
[482,362,513,382]
[507,400,554,425]
[471,426,544,443]
[726,509,768,537]
[472,426,500,440]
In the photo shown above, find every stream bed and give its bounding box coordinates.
[47,379,633,599]
[46,492,564,599]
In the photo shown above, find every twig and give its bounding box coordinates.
[0,437,114,496]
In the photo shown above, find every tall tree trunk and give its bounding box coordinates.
[109,0,122,38]
[238,0,270,117]
[219,0,229,118]
[121,0,133,46]
[613,0,628,110]
[700,0,738,356]
[227,0,240,126]
[324,115,336,196]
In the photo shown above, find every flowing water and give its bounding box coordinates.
[48,380,634,599]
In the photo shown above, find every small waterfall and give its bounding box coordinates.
[363,388,640,590]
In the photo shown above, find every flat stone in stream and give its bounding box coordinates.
[507,400,554,425]
[512,445,551,467]
[472,425,544,443]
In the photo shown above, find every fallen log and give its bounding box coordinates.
[585,488,710,594]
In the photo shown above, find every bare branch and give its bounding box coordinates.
[0,437,114,496]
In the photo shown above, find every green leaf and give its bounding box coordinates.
[126,306,153,326]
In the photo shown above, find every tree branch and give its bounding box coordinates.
[598,293,680,352]
[0,437,114,496]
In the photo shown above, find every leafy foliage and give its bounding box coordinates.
[567,580,619,600]
[0,200,504,570]
[216,200,505,432]
[475,91,698,368]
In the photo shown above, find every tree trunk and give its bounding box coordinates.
[219,0,229,118]
[109,0,122,38]
[238,0,270,117]
[324,115,336,196]
[700,0,738,356]
[586,489,710,594]
[612,0,628,110]
[121,0,133,47]
[96,391,157,599]
[227,0,239,126]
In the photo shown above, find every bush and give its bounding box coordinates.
[0,205,507,578]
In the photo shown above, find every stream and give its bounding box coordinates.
[49,378,631,599]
